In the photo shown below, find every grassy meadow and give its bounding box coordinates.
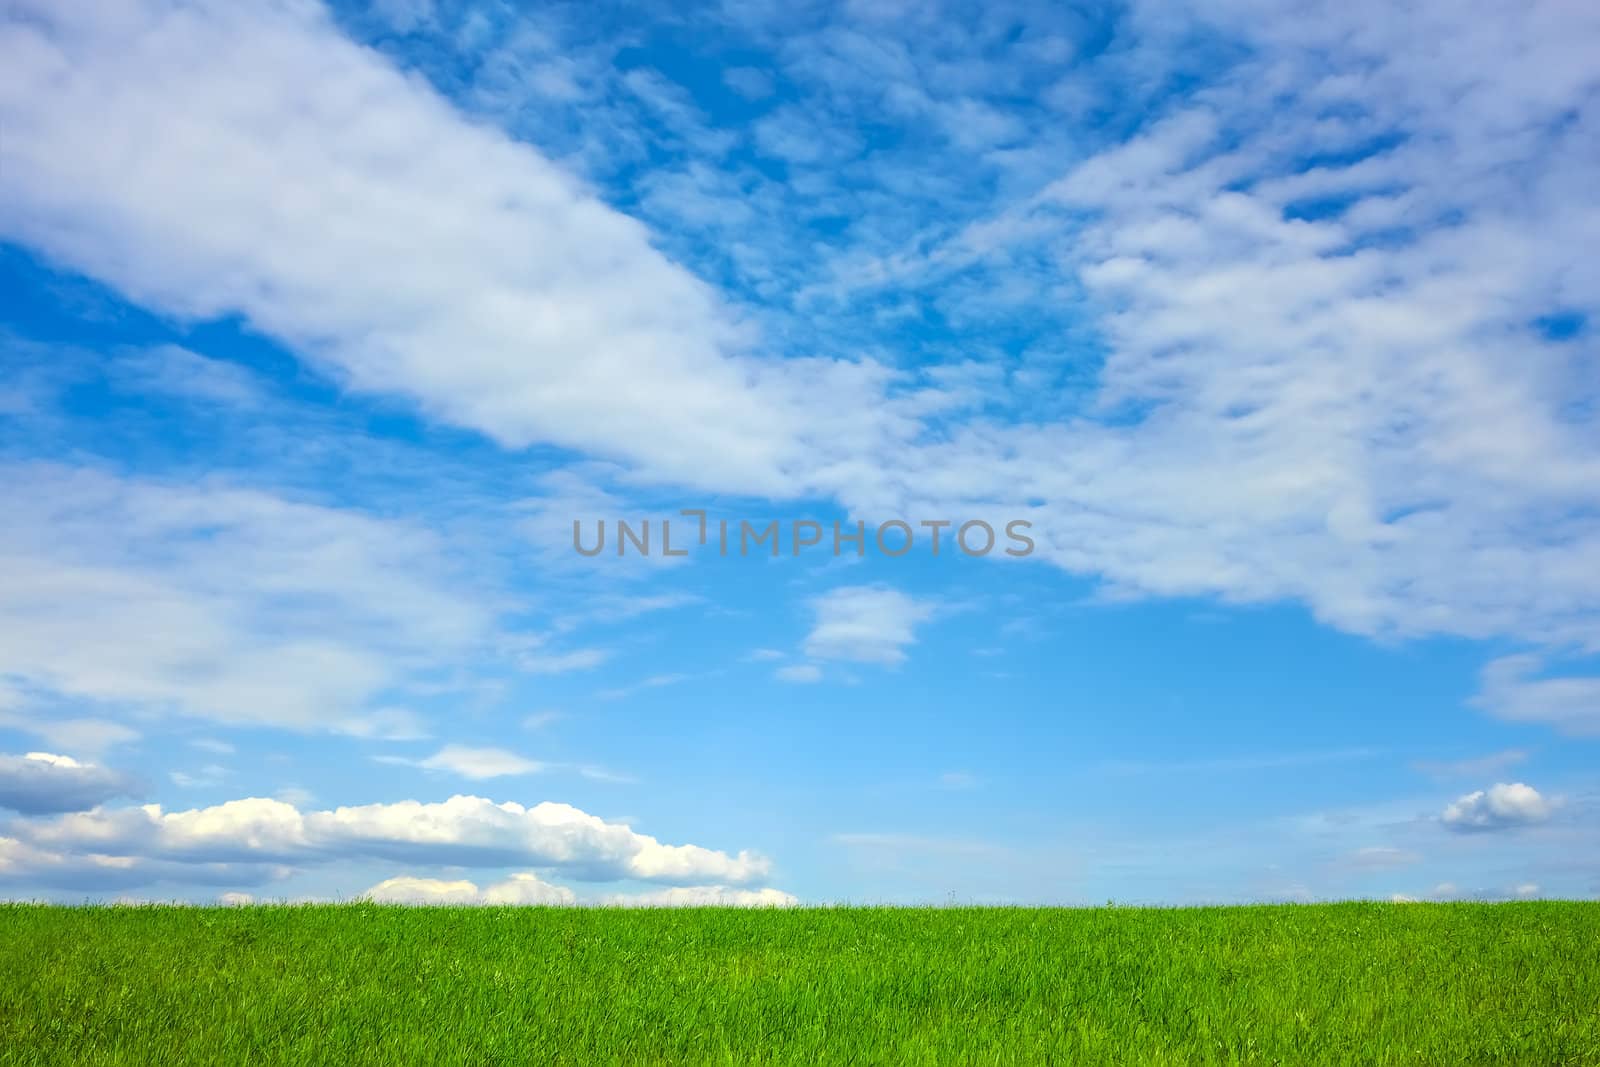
[2,901,1596,1064]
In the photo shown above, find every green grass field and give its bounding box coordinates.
[2,901,1596,1065]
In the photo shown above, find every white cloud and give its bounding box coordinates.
[381,747,634,785]
[169,765,228,789]
[363,872,575,906]
[596,672,695,701]
[0,752,139,815]
[369,0,436,34]
[754,106,861,165]
[362,876,483,905]
[520,648,610,676]
[274,786,315,808]
[480,872,579,905]
[1440,783,1552,832]
[722,66,775,101]
[0,463,495,733]
[598,885,798,907]
[335,709,433,742]
[109,345,263,408]
[1473,655,1600,736]
[2,0,1598,679]
[1425,881,1543,902]
[786,0,1600,658]
[559,593,703,629]
[4,793,771,888]
[0,0,887,497]
[361,874,796,907]
[416,745,544,780]
[575,765,637,785]
[0,713,139,758]
[0,834,290,892]
[802,585,936,666]
[774,664,822,684]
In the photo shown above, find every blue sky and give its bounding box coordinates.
[1,0,1597,906]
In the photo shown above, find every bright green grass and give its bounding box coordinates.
[2,902,1596,1065]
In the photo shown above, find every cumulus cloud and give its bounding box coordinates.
[0,752,138,815]
[363,872,575,906]
[1440,783,1552,832]
[3,793,771,889]
[802,586,936,666]
[774,664,822,684]
[597,886,798,908]
[0,834,291,892]
[361,874,796,907]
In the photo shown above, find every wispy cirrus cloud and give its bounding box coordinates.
[519,647,611,676]
[0,462,501,735]
[1472,655,1600,736]
[382,745,545,780]
[774,664,823,684]
[1411,749,1530,781]
[363,872,574,906]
